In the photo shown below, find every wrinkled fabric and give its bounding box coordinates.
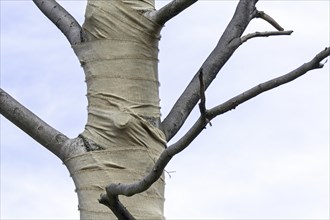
[68,0,165,219]
[64,148,165,219]
[72,0,164,146]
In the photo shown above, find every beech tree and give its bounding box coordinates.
[1,0,329,219]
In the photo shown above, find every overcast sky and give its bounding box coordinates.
[1,0,329,219]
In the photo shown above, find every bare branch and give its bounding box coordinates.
[241,30,293,43]
[146,0,198,25]
[33,0,83,45]
[160,46,330,162]
[100,110,209,210]
[255,11,284,31]
[167,47,330,173]
[99,47,329,213]
[99,118,204,215]
[99,194,136,220]
[161,0,258,141]
[208,47,330,118]
[0,88,70,161]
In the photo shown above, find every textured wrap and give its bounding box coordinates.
[68,0,166,219]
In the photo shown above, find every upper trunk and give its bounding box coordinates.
[65,0,166,218]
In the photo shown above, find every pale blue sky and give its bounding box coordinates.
[1,1,329,219]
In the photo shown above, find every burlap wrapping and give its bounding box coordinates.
[67,0,166,219]
[64,148,165,219]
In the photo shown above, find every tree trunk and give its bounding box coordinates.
[65,0,166,218]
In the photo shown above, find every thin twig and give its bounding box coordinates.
[208,47,330,118]
[241,30,293,43]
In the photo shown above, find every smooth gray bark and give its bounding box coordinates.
[160,0,259,141]
[146,0,198,25]
[33,0,83,45]
[0,89,69,160]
